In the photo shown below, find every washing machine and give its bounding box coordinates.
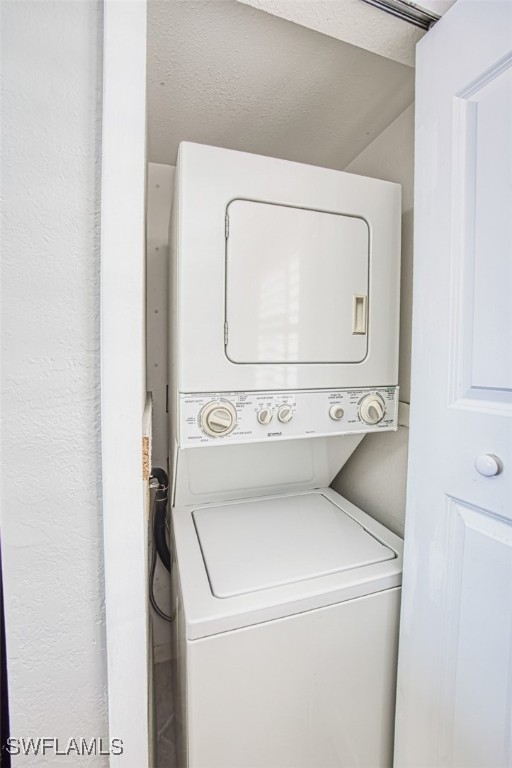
[171,489,402,768]
[168,143,402,767]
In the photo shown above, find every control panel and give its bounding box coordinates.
[179,387,399,446]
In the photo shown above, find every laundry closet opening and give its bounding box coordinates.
[145,1,415,764]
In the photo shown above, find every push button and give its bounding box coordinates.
[329,405,344,421]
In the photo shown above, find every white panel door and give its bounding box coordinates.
[395,3,512,767]
[225,200,369,364]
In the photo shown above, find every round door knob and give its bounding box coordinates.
[277,405,293,423]
[474,454,503,477]
[257,407,273,425]
[329,405,344,421]
[359,395,385,425]
[200,400,237,437]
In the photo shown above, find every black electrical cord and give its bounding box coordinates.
[149,468,176,623]
[151,467,171,572]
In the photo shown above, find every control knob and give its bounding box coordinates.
[359,394,385,425]
[277,405,293,423]
[257,407,273,425]
[200,400,237,437]
[329,405,344,421]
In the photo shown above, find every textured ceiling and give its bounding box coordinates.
[237,0,424,67]
[147,0,415,170]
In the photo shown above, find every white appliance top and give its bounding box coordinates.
[172,488,403,639]
[193,493,394,598]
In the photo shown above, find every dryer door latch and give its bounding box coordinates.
[352,295,368,335]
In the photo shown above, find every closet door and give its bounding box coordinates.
[395,2,512,767]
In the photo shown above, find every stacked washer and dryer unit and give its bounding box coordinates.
[168,143,403,768]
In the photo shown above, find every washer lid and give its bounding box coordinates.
[193,493,395,598]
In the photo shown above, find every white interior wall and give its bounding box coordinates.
[1,1,109,759]
[331,104,415,538]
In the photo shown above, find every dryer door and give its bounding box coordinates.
[225,200,369,365]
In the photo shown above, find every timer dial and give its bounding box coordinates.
[200,400,237,437]
[359,394,386,425]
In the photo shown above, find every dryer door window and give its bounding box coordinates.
[225,200,369,364]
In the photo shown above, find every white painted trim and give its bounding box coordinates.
[100,1,149,766]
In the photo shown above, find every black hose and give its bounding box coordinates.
[150,467,171,572]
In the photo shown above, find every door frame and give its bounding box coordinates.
[100,0,149,764]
